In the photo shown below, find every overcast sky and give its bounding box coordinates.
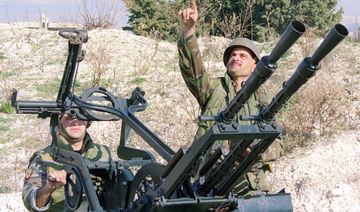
[0,0,358,31]
[336,0,359,33]
[0,0,129,27]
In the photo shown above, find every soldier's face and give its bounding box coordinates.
[60,114,87,141]
[227,47,256,78]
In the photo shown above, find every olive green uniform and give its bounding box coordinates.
[22,133,111,212]
[178,33,283,194]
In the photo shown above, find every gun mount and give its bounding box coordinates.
[13,22,348,211]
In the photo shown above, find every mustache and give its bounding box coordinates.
[227,61,242,68]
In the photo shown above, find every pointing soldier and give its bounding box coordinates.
[178,0,284,195]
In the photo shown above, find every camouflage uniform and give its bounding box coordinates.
[22,133,112,212]
[178,33,284,195]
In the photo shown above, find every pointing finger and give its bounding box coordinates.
[191,0,197,10]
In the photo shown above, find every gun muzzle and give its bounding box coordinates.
[268,20,307,64]
[310,24,348,66]
[260,24,348,121]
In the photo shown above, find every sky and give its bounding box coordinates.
[0,0,129,28]
[0,0,358,33]
[335,0,360,35]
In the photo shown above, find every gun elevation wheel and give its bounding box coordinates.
[79,87,121,121]
[64,169,83,210]
[127,162,165,209]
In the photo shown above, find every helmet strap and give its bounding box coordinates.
[229,58,256,77]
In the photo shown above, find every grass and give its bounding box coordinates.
[0,117,12,123]
[24,114,38,120]
[35,77,61,93]
[131,77,147,84]
[0,167,14,193]
[15,137,41,149]
[0,137,10,144]
[0,185,12,193]
[166,39,177,45]
[0,52,5,59]
[35,77,81,97]
[0,70,15,77]
[0,121,11,143]
[0,126,10,132]
[32,76,80,100]
[280,50,291,61]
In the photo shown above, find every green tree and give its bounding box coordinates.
[123,0,182,40]
[123,0,222,40]
[290,0,343,34]
[123,0,343,41]
[251,0,291,41]
[252,0,343,41]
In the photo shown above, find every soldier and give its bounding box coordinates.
[22,114,112,211]
[178,0,284,195]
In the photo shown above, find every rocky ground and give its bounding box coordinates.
[0,23,359,211]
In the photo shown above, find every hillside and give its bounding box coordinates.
[0,23,359,211]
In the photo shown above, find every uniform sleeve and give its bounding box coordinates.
[261,137,284,163]
[177,33,211,108]
[254,87,285,165]
[22,156,52,211]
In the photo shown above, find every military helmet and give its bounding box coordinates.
[223,37,261,66]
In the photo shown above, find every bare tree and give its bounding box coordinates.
[217,0,255,39]
[76,0,127,29]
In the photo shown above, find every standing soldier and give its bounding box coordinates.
[178,0,284,195]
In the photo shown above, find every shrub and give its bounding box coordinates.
[1,101,14,114]
[87,42,112,87]
[278,72,347,151]
[77,0,126,30]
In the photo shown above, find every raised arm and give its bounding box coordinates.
[178,0,198,38]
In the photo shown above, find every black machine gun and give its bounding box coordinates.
[12,20,348,211]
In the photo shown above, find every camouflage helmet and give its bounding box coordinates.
[223,37,261,66]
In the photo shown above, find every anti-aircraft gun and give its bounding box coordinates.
[12,20,348,211]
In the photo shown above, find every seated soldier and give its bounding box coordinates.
[22,114,112,211]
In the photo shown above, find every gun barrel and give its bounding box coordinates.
[268,20,306,64]
[15,100,61,116]
[311,24,348,66]
[260,24,348,121]
[221,21,305,122]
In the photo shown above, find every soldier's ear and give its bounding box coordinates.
[57,125,61,135]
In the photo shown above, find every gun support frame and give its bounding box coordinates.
[13,21,348,212]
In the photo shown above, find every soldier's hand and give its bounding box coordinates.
[35,170,67,208]
[47,170,67,191]
[216,202,231,212]
[241,147,251,158]
[178,0,198,25]
[178,0,198,37]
